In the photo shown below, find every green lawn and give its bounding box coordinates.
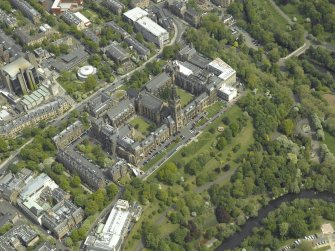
[142,141,179,171]
[176,87,194,107]
[277,1,335,44]
[156,105,253,181]
[195,117,207,127]
[206,101,225,118]
[129,116,153,137]
[260,0,290,29]
[325,131,335,154]
[142,151,166,171]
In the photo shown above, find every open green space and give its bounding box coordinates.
[274,0,335,44]
[176,87,194,107]
[325,131,335,155]
[317,246,331,251]
[206,101,225,118]
[142,141,179,171]
[259,0,288,29]
[129,116,154,137]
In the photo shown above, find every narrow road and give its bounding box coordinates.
[278,39,311,65]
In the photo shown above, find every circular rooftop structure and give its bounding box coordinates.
[77,65,97,81]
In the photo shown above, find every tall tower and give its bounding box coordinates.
[168,67,183,132]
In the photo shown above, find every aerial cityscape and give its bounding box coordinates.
[0,0,334,250]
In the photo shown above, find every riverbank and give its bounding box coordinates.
[216,190,335,250]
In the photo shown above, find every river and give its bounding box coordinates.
[216,190,335,251]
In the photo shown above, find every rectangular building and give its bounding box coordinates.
[10,0,41,24]
[84,200,132,251]
[123,7,148,24]
[52,120,86,149]
[51,0,83,14]
[105,43,130,64]
[134,16,169,48]
[17,174,85,239]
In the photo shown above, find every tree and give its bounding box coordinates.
[106,184,118,199]
[162,44,180,59]
[157,162,179,185]
[71,176,81,188]
[215,206,231,223]
[185,159,202,175]
[279,222,289,239]
[289,218,308,238]
[64,237,73,247]
[52,163,64,175]
[85,199,99,215]
[83,75,98,92]
[216,137,227,151]
[281,119,295,136]
[170,228,188,245]
[0,138,8,153]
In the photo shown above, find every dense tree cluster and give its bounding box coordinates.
[77,139,112,168]
[276,0,335,37]
[306,47,335,73]
[242,199,335,250]
[228,0,304,57]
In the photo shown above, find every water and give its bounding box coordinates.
[216,190,335,250]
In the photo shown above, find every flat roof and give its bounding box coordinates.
[219,85,237,95]
[74,12,90,24]
[2,57,33,78]
[20,173,58,200]
[136,16,168,37]
[87,201,131,249]
[123,7,148,22]
[208,58,236,81]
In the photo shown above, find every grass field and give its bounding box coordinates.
[259,0,289,29]
[142,141,179,171]
[129,116,153,137]
[323,94,335,107]
[206,101,225,118]
[159,105,254,183]
[176,87,193,107]
[325,131,335,154]
[276,1,335,44]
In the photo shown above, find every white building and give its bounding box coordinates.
[218,85,237,102]
[123,7,148,23]
[77,65,97,81]
[134,16,169,47]
[123,7,169,48]
[207,58,236,85]
[84,200,132,251]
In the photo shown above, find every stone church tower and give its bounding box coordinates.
[168,66,184,132]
